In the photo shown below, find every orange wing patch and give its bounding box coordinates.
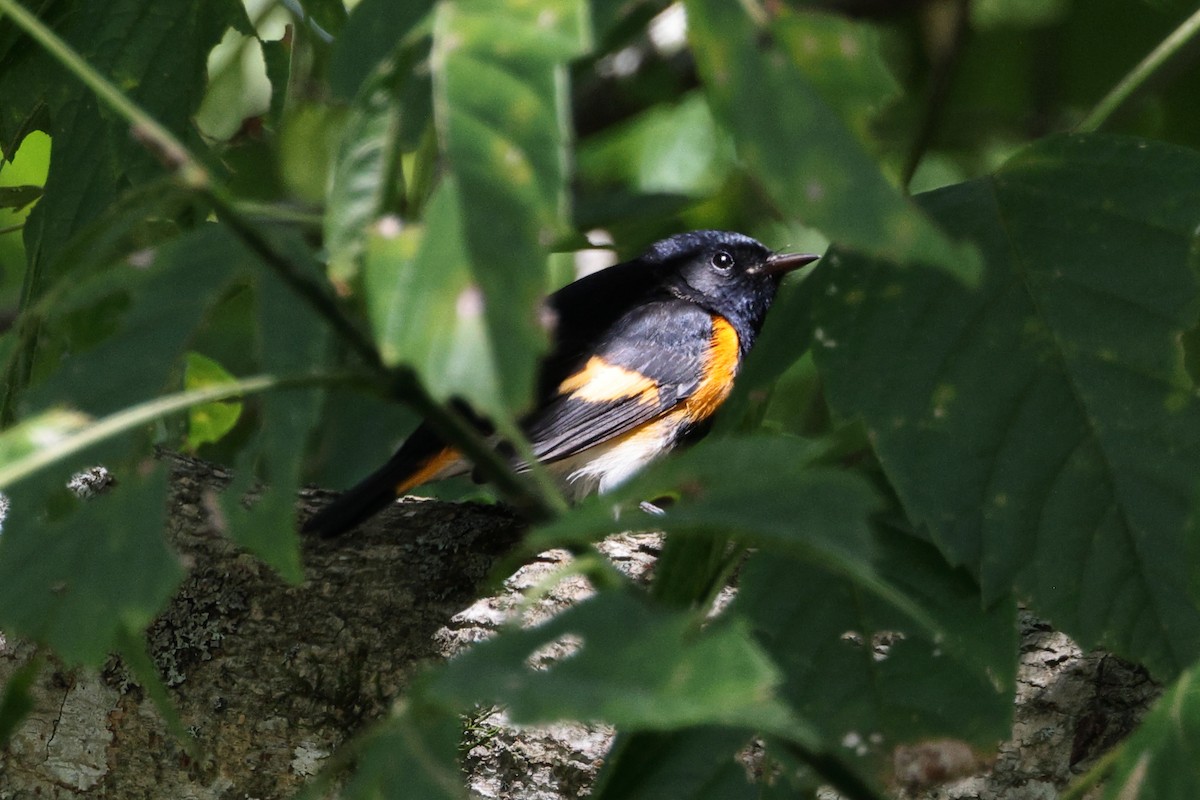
[395,446,463,496]
[557,356,661,405]
[684,316,741,422]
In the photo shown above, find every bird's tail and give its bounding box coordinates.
[302,430,464,537]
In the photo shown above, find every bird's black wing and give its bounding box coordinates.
[524,299,718,463]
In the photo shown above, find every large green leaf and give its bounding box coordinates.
[685,0,980,281]
[364,181,502,408]
[1101,665,1200,800]
[0,466,181,664]
[770,9,901,144]
[812,133,1200,678]
[328,0,434,99]
[592,728,760,800]
[222,232,329,582]
[11,0,246,288]
[738,530,1016,777]
[24,225,242,418]
[528,436,879,588]
[427,590,794,733]
[576,92,732,196]
[325,52,428,285]
[428,0,590,413]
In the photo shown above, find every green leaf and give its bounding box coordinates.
[0,466,182,665]
[1101,665,1200,800]
[13,0,247,287]
[592,728,760,800]
[328,0,434,99]
[0,184,40,210]
[294,0,347,39]
[277,102,345,206]
[25,224,242,418]
[325,58,412,285]
[430,0,590,412]
[576,92,733,196]
[184,352,242,450]
[685,0,981,281]
[812,133,1200,678]
[223,233,329,582]
[364,181,503,409]
[770,10,901,144]
[427,590,795,733]
[738,530,1016,775]
[529,436,880,589]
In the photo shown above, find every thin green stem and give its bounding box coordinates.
[0,0,207,187]
[0,372,334,489]
[1078,7,1200,132]
[0,222,23,236]
[233,201,324,229]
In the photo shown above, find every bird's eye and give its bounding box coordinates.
[711,251,734,272]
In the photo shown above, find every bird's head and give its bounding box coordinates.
[644,230,820,335]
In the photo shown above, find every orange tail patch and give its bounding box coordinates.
[395,447,463,496]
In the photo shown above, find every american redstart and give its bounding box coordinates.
[303,230,818,537]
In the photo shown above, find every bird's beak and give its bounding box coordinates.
[751,251,821,276]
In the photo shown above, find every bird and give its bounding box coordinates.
[303,230,818,537]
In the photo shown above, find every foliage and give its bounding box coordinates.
[1,0,1200,797]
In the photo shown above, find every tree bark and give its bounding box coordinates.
[1,453,525,798]
[0,454,1159,799]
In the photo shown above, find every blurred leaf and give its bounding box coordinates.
[427,590,796,732]
[1101,664,1200,800]
[340,702,466,800]
[328,0,434,99]
[223,232,329,582]
[278,103,345,206]
[0,184,40,210]
[0,466,182,664]
[738,530,1016,775]
[11,0,247,288]
[25,225,242,418]
[529,436,880,590]
[576,92,732,196]
[772,10,901,144]
[0,408,91,467]
[592,728,759,800]
[184,352,242,450]
[364,181,502,408]
[431,0,590,412]
[812,133,1200,678]
[971,0,1070,28]
[260,37,291,127]
[685,0,981,281]
[294,0,347,39]
[325,59,410,285]
[304,385,418,488]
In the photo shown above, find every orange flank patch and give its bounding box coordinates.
[684,316,741,422]
[557,356,661,405]
[395,447,462,496]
